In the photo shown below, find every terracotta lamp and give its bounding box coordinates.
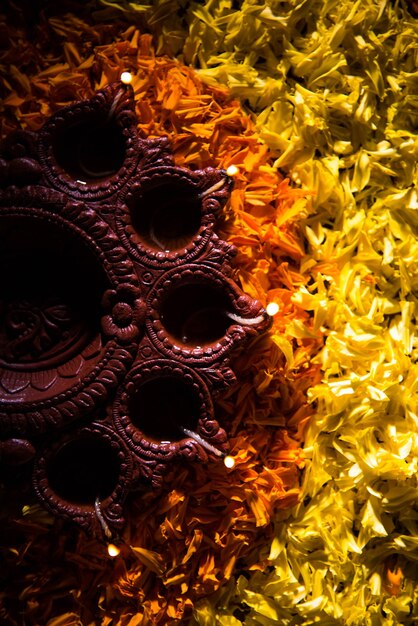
[0,78,270,541]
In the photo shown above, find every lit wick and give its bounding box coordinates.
[199,176,230,199]
[107,71,133,120]
[225,311,266,326]
[199,164,239,199]
[95,497,121,557]
[180,427,236,468]
[94,497,112,540]
[108,90,124,119]
[181,427,224,458]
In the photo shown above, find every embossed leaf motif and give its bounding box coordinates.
[1,299,75,363]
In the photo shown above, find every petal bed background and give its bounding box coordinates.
[1,0,418,624]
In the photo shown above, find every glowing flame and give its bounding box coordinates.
[224,455,236,469]
[226,165,239,177]
[120,71,133,85]
[107,543,121,557]
[266,301,279,316]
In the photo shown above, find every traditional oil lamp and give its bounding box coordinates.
[0,73,271,540]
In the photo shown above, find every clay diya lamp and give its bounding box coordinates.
[0,77,271,536]
[33,422,134,539]
[113,359,229,487]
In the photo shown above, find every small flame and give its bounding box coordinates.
[224,455,236,469]
[120,71,133,85]
[226,165,239,177]
[107,543,121,558]
[266,301,279,316]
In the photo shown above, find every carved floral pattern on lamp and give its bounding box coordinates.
[0,81,270,540]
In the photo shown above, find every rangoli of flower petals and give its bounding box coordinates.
[10,0,418,624]
[0,5,320,625]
